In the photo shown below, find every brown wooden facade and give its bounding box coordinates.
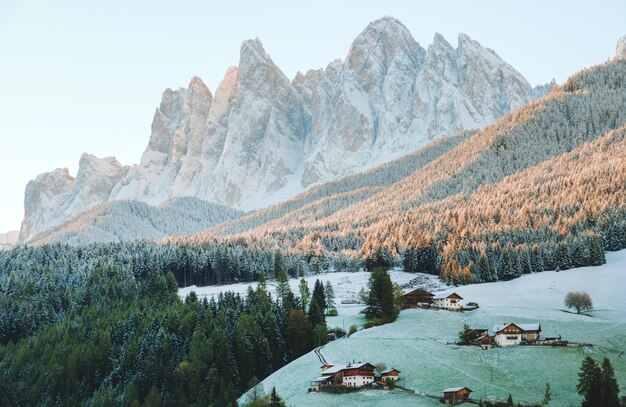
[401,288,434,309]
[443,387,472,404]
[336,364,376,380]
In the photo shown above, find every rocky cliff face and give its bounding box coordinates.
[617,35,626,59]
[0,231,18,250]
[20,16,537,242]
[21,155,128,240]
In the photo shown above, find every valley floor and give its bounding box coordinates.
[233,250,626,406]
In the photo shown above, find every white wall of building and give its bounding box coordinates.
[495,333,521,347]
[342,375,374,387]
[434,297,462,310]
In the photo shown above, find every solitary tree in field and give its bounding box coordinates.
[564,291,593,314]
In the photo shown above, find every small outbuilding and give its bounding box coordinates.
[477,334,494,350]
[442,386,473,404]
[310,375,332,391]
[378,368,401,385]
[537,333,562,345]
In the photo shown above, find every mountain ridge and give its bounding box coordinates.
[20,16,537,243]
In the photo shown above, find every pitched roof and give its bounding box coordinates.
[312,376,333,382]
[443,386,472,393]
[321,362,375,375]
[403,288,434,296]
[538,333,561,340]
[433,292,463,300]
[381,368,400,374]
[493,322,540,333]
[518,323,541,332]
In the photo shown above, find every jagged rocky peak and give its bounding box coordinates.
[617,35,626,59]
[206,36,310,206]
[238,37,291,89]
[149,76,212,154]
[20,168,75,241]
[20,154,129,242]
[69,154,128,210]
[454,32,531,117]
[346,16,425,89]
[20,16,540,242]
[0,230,18,250]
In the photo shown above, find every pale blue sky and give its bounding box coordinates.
[1,0,624,232]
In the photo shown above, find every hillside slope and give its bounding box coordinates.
[194,58,626,283]
[210,132,472,237]
[245,250,626,406]
[27,198,243,246]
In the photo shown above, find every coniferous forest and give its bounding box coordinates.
[0,253,327,406]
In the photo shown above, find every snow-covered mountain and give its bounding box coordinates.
[20,16,538,242]
[21,154,129,241]
[0,231,18,251]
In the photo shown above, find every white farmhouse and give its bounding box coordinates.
[316,362,376,388]
[433,292,463,311]
[492,323,541,347]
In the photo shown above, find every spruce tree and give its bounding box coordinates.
[324,281,336,313]
[577,356,602,407]
[308,280,326,327]
[269,387,285,407]
[298,279,310,313]
[599,358,620,407]
[364,268,399,322]
[284,310,312,360]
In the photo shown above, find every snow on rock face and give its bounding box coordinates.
[21,155,128,241]
[617,35,626,59]
[301,19,531,186]
[113,39,309,207]
[112,76,213,204]
[21,16,535,242]
[20,168,76,241]
[202,38,310,206]
[301,17,427,185]
[0,231,19,250]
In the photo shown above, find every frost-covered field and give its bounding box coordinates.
[238,250,626,406]
[179,268,443,306]
[179,269,448,335]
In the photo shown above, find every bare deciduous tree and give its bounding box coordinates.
[565,291,593,314]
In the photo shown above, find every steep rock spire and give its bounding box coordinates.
[617,35,626,59]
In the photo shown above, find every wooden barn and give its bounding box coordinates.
[442,386,472,404]
[401,288,434,309]
[377,368,401,385]
[477,333,494,350]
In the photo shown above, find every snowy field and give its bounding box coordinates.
[179,268,445,309]
[234,250,626,406]
[179,269,449,335]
